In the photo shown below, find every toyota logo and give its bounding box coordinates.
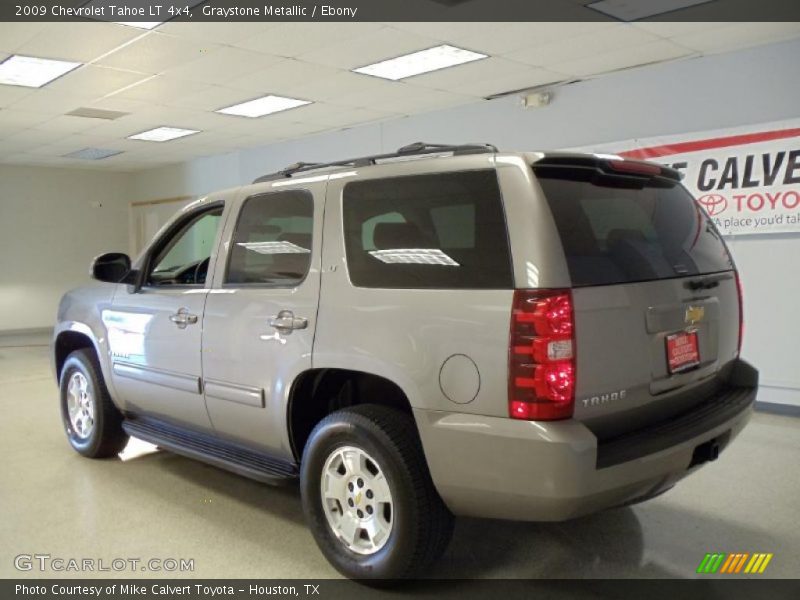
[697,194,728,217]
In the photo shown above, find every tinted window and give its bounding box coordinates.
[149,208,222,286]
[343,171,512,289]
[534,166,734,287]
[226,190,313,286]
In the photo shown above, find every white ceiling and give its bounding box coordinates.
[0,21,799,171]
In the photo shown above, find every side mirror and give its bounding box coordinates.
[91,252,133,284]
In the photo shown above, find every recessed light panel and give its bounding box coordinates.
[67,107,130,121]
[217,95,312,118]
[128,127,200,142]
[64,148,123,160]
[586,0,715,21]
[0,55,81,88]
[353,45,488,81]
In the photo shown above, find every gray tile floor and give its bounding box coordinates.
[1,336,798,579]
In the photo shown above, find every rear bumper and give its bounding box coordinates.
[414,359,757,521]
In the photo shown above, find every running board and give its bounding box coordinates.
[122,417,298,485]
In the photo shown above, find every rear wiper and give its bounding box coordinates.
[684,273,732,291]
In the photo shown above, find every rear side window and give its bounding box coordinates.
[342,171,512,289]
[534,166,734,287]
[226,190,313,286]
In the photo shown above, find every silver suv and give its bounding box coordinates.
[53,142,758,579]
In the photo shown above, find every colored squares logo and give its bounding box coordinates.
[697,553,773,574]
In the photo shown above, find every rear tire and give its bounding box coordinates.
[59,349,128,458]
[300,405,454,580]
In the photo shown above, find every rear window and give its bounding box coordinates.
[343,170,512,289]
[534,166,734,287]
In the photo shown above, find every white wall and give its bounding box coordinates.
[0,165,132,331]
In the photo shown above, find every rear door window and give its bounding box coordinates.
[226,190,313,286]
[534,166,734,287]
[342,170,512,289]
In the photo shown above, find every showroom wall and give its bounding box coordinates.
[0,166,132,331]
[127,38,800,407]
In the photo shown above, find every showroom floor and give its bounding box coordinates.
[1,333,798,579]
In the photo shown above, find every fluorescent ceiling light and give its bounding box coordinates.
[353,45,487,81]
[217,95,311,118]
[0,55,81,88]
[64,148,123,160]
[114,21,162,30]
[586,0,714,21]
[128,127,200,142]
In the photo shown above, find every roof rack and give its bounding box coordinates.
[252,142,498,184]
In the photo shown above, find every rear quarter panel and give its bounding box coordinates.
[314,156,538,417]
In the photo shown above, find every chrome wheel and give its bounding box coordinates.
[66,372,94,439]
[321,445,393,555]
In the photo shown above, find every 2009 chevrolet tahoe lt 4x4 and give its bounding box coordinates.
[53,142,758,579]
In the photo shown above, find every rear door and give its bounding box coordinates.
[533,158,740,439]
[200,183,323,457]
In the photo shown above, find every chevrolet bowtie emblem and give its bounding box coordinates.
[685,305,705,325]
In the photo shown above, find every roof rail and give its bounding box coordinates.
[252,142,498,184]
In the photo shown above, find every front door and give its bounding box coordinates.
[201,183,323,457]
[106,202,225,431]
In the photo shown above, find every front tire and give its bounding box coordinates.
[300,405,454,580]
[59,349,128,458]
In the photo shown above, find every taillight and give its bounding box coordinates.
[509,289,576,420]
[735,271,744,355]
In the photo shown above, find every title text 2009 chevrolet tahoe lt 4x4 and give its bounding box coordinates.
[53,143,757,579]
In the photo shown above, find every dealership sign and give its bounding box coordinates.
[584,120,800,236]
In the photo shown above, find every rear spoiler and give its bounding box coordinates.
[532,154,682,183]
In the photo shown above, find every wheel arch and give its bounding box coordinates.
[54,327,99,381]
[287,368,417,462]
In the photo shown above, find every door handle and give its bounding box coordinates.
[268,310,308,334]
[169,308,198,329]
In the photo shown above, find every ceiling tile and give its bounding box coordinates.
[235,23,383,58]
[96,32,218,74]
[447,67,569,98]
[164,85,261,112]
[402,57,530,91]
[505,25,659,68]
[631,22,723,38]
[0,109,53,129]
[108,75,209,103]
[0,23,49,53]
[15,23,144,63]
[670,23,800,54]
[291,70,405,103]
[9,90,92,114]
[158,22,279,45]
[225,59,343,95]
[161,46,284,85]
[464,23,619,56]
[0,85,34,108]
[298,26,439,70]
[46,65,151,98]
[31,114,106,135]
[552,40,694,78]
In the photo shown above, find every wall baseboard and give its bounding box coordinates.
[755,401,800,418]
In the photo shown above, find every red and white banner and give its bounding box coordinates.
[581,119,800,236]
